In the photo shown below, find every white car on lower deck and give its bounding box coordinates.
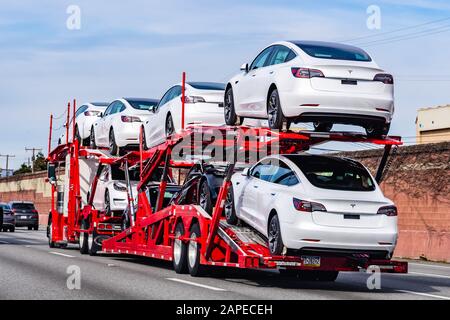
[143,82,226,148]
[225,40,394,136]
[226,154,398,258]
[90,98,159,155]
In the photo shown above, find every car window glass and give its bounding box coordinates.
[103,103,115,116]
[117,102,126,113]
[75,105,88,118]
[270,160,299,186]
[172,86,182,99]
[285,50,296,62]
[158,87,174,108]
[250,159,273,182]
[267,46,291,66]
[250,46,274,70]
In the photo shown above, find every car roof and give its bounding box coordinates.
[9,201,34,204]
[89,102,109,107]
[123,97,159,103]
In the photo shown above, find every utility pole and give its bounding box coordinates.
[25,147,43,173]
[0,154,15,177]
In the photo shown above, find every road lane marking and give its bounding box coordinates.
[49,251,75,258]
[399,290,450,300]
[167,278,226,291]
[409,263,450,270]
[0,240,9,244]
[409,272,450,279]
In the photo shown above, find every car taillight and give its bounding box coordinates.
[32,209,38,214]
[183,96,206,103]
[293,198,327,212]
[84,111,100,116]
[373,73,394,84]
[121,115,141,123]
[377,205,397,216]
[291,67,324,78]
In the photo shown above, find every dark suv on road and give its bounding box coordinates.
[0,203,15,232]
[8,201,39,230]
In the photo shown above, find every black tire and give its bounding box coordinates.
[224,86,244,126]
[48,218,55,248]
[141,126,148,150]
[224,185,238,225]
[89,127,97,149]
[75,125,82,144]
[10,227,15,233]
[365,123,391,137]
[267,88,287,130]
[1,228,6,232]
[313,121,333,132]
[187,223,206,277]
[173,222,188,274]
[33,225,39,231]
[198,180,212,214]
[79,220,89,254]
[165,114,175,137]
[28,226,32,231]
[109,128,119,155]
[104,191,112,216]
[268,214,284,255]
[88,228,100,256]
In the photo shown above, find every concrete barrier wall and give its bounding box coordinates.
[0,142,449,262]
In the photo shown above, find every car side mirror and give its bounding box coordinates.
[240,63,249,73]
[99,112,103,118]
[148,105,156,113]
[241,167,250,176]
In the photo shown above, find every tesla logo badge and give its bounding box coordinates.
[348,70,353,75]
[350,204,356,208]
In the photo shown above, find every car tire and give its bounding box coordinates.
[28,226,32,231]
[267,88,288,130]
[173,222,188,274]
[313,121,333,132]
[10,227,15,233]
[75,125,82,144]
[1,228,6,232]
[89,127,97,149]
[268,214,284,255]
[141,126,148,150]
[224,185,238,225]
[365,123,390,137]
[104,191,112,216]
[109,128,119,155]
[198,180,213,214]
[187,223,206,277]
[79,220,89,254]
[166,114,175,137]
[224,86,244,126]
[33,225,39,231]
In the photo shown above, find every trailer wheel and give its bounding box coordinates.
[187,223,206,277]
[268,214,284,255]
[199,180,212,214]
[224,185,238,225]
[79,220,89,254]
[173,222,188,274]
[88,229,100,256]
[47,219,55,248]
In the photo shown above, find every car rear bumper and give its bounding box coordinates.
[280,89,394,123]
[15,218,39,227]
[114,123,142,147]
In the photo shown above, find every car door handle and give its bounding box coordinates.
[253,185,258,188]
[269,71,274,74]
[236,182,240,185]
[252,74,256,77]
[271,193,276,196]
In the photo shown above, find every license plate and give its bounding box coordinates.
[20,216,27,219]
[301,256,321,267]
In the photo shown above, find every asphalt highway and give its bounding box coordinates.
[1,228,449,300]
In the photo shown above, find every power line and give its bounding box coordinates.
[340,16,450,43]
[0,154,16,177]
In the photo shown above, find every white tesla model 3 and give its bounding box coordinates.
[58,102,109,146]
[226,154,398,258]
[225,41,394,136]
[90,98,159,155]
[142,82,226,148]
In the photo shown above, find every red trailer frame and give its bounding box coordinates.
[46,103,407,278]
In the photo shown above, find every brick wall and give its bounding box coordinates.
[340,141,450,262]
[0,171,52,225]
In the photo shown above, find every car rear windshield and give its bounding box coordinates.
[294,41,372,62]
[110,166,166,182]
[284,155,375,191]
[11,203,35,210]
[188,82,225,91]
[127,100,158,111]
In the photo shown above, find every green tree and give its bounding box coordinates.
[14,163,32,175]
[33,152,47,171]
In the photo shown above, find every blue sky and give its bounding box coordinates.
[0,0,449,169]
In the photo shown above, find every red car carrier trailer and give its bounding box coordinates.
[46,115,408,279]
